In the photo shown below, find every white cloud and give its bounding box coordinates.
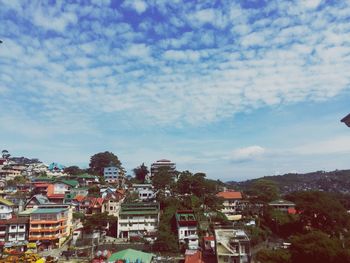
[230,146,266,162]
[123,0,147,14]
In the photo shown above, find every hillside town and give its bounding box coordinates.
[1,149,350,263]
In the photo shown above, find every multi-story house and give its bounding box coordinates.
[117,203,159,239]
[0,197,14,219]
[46,180,79,204]
[268,199,296,214]
[25,194,52,209]
[132,184,156,201]
[150,159,176,181]
[104,166,119,184]
[214,226,251,263]
[0,216,29,249]
[216,191,243,221]
[175,210,199,250]
[28,206,71,249]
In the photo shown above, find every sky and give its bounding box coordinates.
[0,0,350,181]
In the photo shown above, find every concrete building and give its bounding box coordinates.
[216,191,243,221]
[0,216,28,244]
[175,210,199,250]
[0,197,14,220]
[268,199,296,214]
[132,184,156,201]
[104,166,119,184]
[214,227,251,263]
[28,207,71,249]
[117,203,159,239]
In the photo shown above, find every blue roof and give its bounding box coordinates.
[48,162,65,171]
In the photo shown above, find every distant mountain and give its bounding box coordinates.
[227,169,350,194]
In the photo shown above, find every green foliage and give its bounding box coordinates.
[152,166,174,190]
[248,179,279,203]
[73,212,84,220]
[7,176,27,186]
[125,191,139,203]
[246,226,270,247]
[89,151,122,176]
[83,212,117,234]
[87,185,100,197]
[286,191,349,235]
[64,166,84,175]
[133,163,149,183]
[290,231,350,263]
[256,248,291,263]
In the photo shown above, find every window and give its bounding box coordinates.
[11,225,16,230]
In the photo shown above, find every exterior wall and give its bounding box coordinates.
[104,167,119,183]
[178,225,199,249]
[221,199,242,221]
[118,214,159,238]
[53,183,70,194]
[0,204,13,219]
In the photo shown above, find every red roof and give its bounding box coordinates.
[216,191,242,199]
[75,195,85,202]
[288,207,297,215]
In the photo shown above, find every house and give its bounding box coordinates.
[108,249,155,263]
[214,226,251,263]
[28,207,71,249]
[176,210,199,250]
[48,162,65,173]
[46,180,79,203]
[0,197,14,219]
[72,174,99,186]
[104,166,119,184]
[132,184,156,201]
[216,191,243,221]
[117,203,159,239]
[0,215,29,250]
[203,236,215,254]
[81,197,105,215]
[268,199,296,214]
[25,194,53,209]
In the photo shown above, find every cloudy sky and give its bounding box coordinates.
[0,0,350,181]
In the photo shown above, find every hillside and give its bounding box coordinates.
[227,169,350,194]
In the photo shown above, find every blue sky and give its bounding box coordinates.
[0,0,350,181]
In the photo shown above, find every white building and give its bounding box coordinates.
[0,197,14,220]
[175,210,199,250]
[216,191,243,221]
[104,166,119,184]
[149,159,176,182]
[215,227,251,263]
[132,184,156,201]
[117,203,159,239]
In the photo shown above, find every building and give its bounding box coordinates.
[0,197,14,219]
[0,216,29,248]
[132,184,156,201]
[214,227,251,263]
[185,250,204,263]
[25,194,53,209]
[104,166,119,184]
[46,180,79,203]
[268,199,296,214]
[175,210,199,250]
[117,203,159,239]
[341,113,350,127]
[150,159,176,181]
[216,191,243,221]
[28,207,71,249]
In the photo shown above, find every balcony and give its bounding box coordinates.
[30,217,67,224]
[30,225,66,233]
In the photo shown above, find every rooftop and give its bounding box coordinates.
[268,199,295,206]
[216,191,242,199]
[31,208,67,214]
[0,197,14,206]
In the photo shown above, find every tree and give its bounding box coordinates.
[89,151,122,176]
[256,248,291,263]
[83,212,117,234]
[290,231,350,263]
[286,191,349,235]
[152,166,174,191]
[64,166,84,175]
[88,185,100,197]
[248,179,279,203]
[1,149,10,160]
[133,163,149,183]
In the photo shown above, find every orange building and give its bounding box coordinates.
[29,207,70,249]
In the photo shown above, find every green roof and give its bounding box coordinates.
[120,203,159,215]
[120,210,159,215]
[0,197,14,207]
[108,249,155,263]
[31,208,67,214]
[56,179,79,187]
